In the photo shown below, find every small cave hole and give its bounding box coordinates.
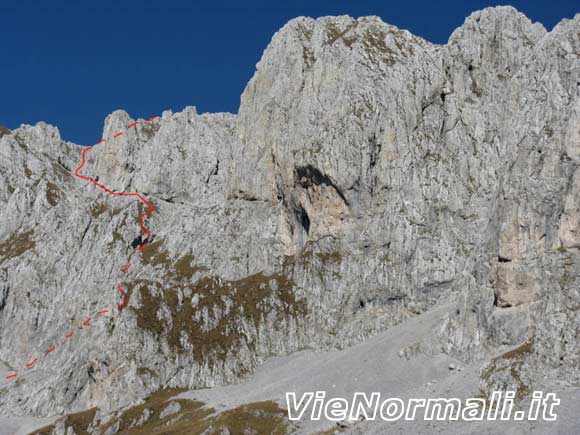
[298,207,310,235]
[131,235,143,249]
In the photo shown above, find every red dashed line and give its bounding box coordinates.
[75,149,155,239]
[3,116,158,383]
[117,300,127,311]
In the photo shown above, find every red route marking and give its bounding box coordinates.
[117,298,127,311]
[75,147,155,239]
[4,116,157,382]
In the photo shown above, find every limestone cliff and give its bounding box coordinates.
[0,6,578,424]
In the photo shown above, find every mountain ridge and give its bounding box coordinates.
[0,6,579,434]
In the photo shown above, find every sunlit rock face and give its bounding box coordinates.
[0,5,578,420]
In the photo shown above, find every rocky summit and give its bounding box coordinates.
[0,6,579,434]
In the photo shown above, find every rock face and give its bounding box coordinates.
[0,5,579,421]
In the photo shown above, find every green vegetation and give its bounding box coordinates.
[141,241,207,279]
[173,254,207,280]
[46,182,62,206]
[299,244,344,266]
[211,401,289,434]
[30,389,292,435]
[481,340,534,400]
[0,230,35,265]
[315,251,343,264]
[51,162,72,180]
[33,408,97,435]
[141,240,171,267]
[362,28,396,66]
[140,122,158,140]
[0,126,11,138]
[129,270,306,364]
[90,202,108,218]
[325,21,358,48]
[302,46,315,68]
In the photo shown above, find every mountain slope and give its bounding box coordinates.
[0,6,578,433]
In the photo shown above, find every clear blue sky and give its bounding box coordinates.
[2,0,578,145]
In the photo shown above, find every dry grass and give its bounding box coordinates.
[29,390,292,435]
[90,202,109,218]
[129,270,306,364]
[46,182,62,206]
[0,230,35,264]
[0,126,11,138]
[30,408,96,435]
[481,340,534,400]
[209,400,289,434]
[325,21,358,48]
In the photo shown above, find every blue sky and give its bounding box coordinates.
[2,0,578,145]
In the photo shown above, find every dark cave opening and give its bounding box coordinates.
[297,206,310,235]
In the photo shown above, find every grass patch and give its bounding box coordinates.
[30,389,291,435]
[209,400,289,434]
[0,126,11,138]
[362,28,396,66]
[316,251,343,264]
[172,254,207,280]
[481,340,534,400]
[141,241,207,279]
[128,271,306,365]
[31,408,96,435]
[90,202,108,218]
[46,182,62,206]
[141,241,170,266]
[0,230,35,264]
[325,21,358,47]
